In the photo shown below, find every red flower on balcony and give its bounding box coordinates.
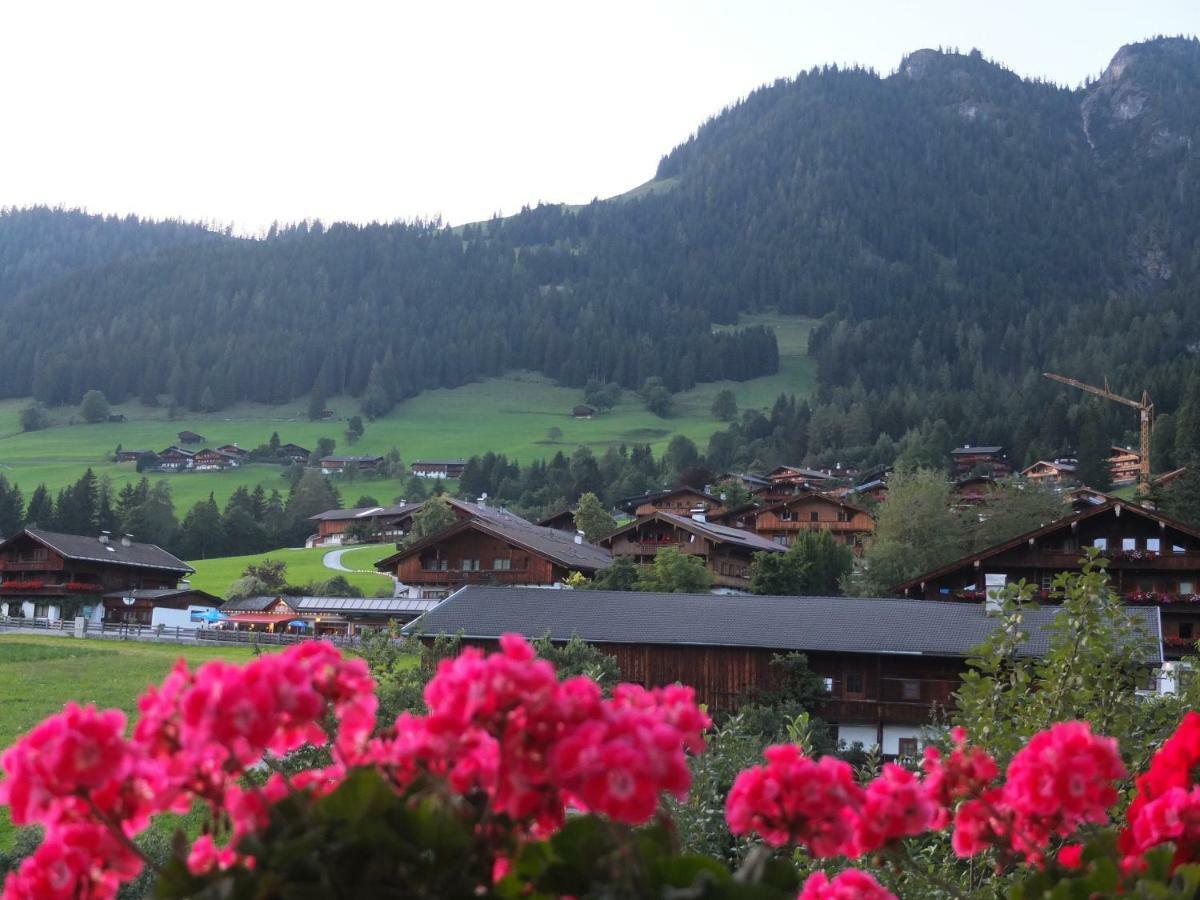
[1112,549,1160,562]
[0,580,45,591]
[1163,636,1197,650]
[65,582,99,592]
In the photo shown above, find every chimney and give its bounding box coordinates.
[121,534,133,548]
[690,505,707,523]
[574,531,584,545]
[984,573,1007,615]
[98,531,110,545]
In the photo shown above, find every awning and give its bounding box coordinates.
[287,619,310,628]
[225,614,293,625]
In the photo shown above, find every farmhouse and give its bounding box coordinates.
[177,430,205,444]
[319,455,385,475]
[193,448,234,471]
[720,491,875,550]
[761,465,835,491]
[891,498,1200,660]
[116,449,153,463]
[0,528,193,623]
[411,459,467,479]
[375,516,612,599]
[219,595,439,636]
[616,486,725,518]
[307,502,422,547]
[537,508,577,533]
[1020,459,1078,485]
[157,446,195,470]
[278,443,311,463]
[950,445,1012,478]
[102,587,223,626]
[1109,446,1142,486]
[600,510,782,591]
[217,443,250,462]
[572,404,596,419]
[412,586,1163,756]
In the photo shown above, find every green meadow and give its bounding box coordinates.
[186,544,396,597]
[0,314,814,515]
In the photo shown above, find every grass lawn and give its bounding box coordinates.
[0,313,814,512]
[186,545,396,597]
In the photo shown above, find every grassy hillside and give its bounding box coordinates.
[0,314,813,514]
[186,545,395,597]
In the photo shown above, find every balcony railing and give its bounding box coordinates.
[0,560,62,572]
[1029,550,1200,571]
[406,569,533,585]
[766,520,867,533]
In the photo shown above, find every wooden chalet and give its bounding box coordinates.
[177,430,205,444]
[600,510,782,591]
[1020,459,1078,485]
[950,445,1012,478]
[102,587,223,626]
[537,508,578,533]
[413,586,1163,756]
[218,595,440,636]
[892,499,1200,660]
[572,404,596,419]
[116,449,153,463]
[0,529,192,623]
[278,443,311,463]
[1109,446,1142,486]
[319,455,384,475]
[617,486,726,518]
[157,446,195,470]
[193,448,236,471]
[217,443,250,462]
[307,502,422,547]
[411,459,467,479]
[375,515,612,599]
[720,492,875,551]
[761,465,835,493]
[950,475,998,509]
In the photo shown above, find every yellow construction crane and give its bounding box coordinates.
[1043,373,1153,490]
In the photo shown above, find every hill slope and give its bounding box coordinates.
[2,37,1199,467]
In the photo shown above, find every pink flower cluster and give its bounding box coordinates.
[374,634,709,833]
[798,868,896,899]
[1121,711,1200,871]
[727,722,1125,870]
[0,635,709,898]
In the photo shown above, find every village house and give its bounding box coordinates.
[102,587,223,627]
[116,449,153,463]
[218,595,439,636]
[616,486,726,518]
[375,515,612,599]
[319,455,385,475]
[718,491,875,550]
[307,502,422,547]
[217,443,251,462]
[1109,446,1142,486]
[192,448,235,471]
[177,430,205,445]
[758,465,836,497]
[157,446,195,471]
[891,498,1200,661]
[278,443,312,463]
[950,445,1012,479]
[0,528,193,623]
[1019,459,1078,485]
[411,459,467,479]
[411,586,1162,756]
[572,404,596,419]
[537,508,578,533]
[600,510,782,591]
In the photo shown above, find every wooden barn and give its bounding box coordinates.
[177,430,205,445]
[411,586,1162,757]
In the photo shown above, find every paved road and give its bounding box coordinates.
[323,548,354,573]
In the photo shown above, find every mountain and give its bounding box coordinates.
[2,37,1199,469]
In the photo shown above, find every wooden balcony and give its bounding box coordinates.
[1029,550,1200,571]
[0,560,63,572]
[766,520,868,533]
[405,568,534,586]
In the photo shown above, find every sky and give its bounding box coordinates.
[0,1,1195,233]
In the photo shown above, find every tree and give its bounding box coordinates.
[401,475,428,503]
[1076,404,1112,491]
[226,575,270,601]
[179,495,223,560]
[0,476,24,538]
[711,389,738,422]
[638,377,673,418]
[19,403,48,432]
[406,497,457,543]
[711,478,751,510]
[583,380,621,412]
[307,384,327,421]
[581,555,640,591]
[546,426,563,442]
[635,547,712,593]
[966,481,1066,551]
[360,362,391,419]
[848,468,965,596]
[346,415,365,446]
[122,481,178,548]
[1161,466,1200,528]
[24,484,53,528]
[750,530,853,596]
[572,493,616,542]
[531,633,620,689]
[315,437,336,461]
[243,559,288,592]
[281,470,342,546]
[663,435,700,482]
[79,389,110,423]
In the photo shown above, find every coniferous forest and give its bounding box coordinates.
[2,37,1200,468]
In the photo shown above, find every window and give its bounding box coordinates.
[461,559,480,572]
[421,557,447,572]
[1174,544,1187,554]
[900,680,921,701]
[33,603,49,618]
[897,738,919,759]
[1181,581,1195,595]
[1093,538,1108,551]
[1181,623,1195,640]
[844,672,865,698]
[1122,538,1137,551]
[822,677,834,695]
[1040,573,1053,591]
[492,558,511,571]
[780,510,793,521]
[1148,538,1161,553]
[810,511,820,522]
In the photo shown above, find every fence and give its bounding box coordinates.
[0,616,362,648]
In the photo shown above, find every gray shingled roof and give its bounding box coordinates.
[219,595,439,616]
[309,503,421,522]
[18,529,192,574]
[413,586,1162,663]
[605,512,783,554]
[952,446,1004,455]
[101,588,221,603]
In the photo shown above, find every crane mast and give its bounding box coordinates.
[1042,373,1153,491]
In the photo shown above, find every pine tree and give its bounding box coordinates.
[572,493,616,542]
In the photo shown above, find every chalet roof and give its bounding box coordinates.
[754,491,871,518]
[412,458,467,466]
[765,465,832,480]
[445,497,533,527]
[159,446,195,457]
[601,511,784,554]
[412,587,1162,663]
[279,443,310,453]
[717,472,772,487]
[1110,446,1141,457]
[1020,460,1077,475]
[102,587,222,604]
[177,431,205,440]
[376,516,612,573]
[848,479,887,494]
[891,499,1200,593]
[11,528,193,575]
[536,509,575,528]
[952,446,1005,455]
[615,485,722,512]
[321,455,384,464]
[223,595,439,615]
[309,503,421,523]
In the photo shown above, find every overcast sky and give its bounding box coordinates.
[1,1,1195,233]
